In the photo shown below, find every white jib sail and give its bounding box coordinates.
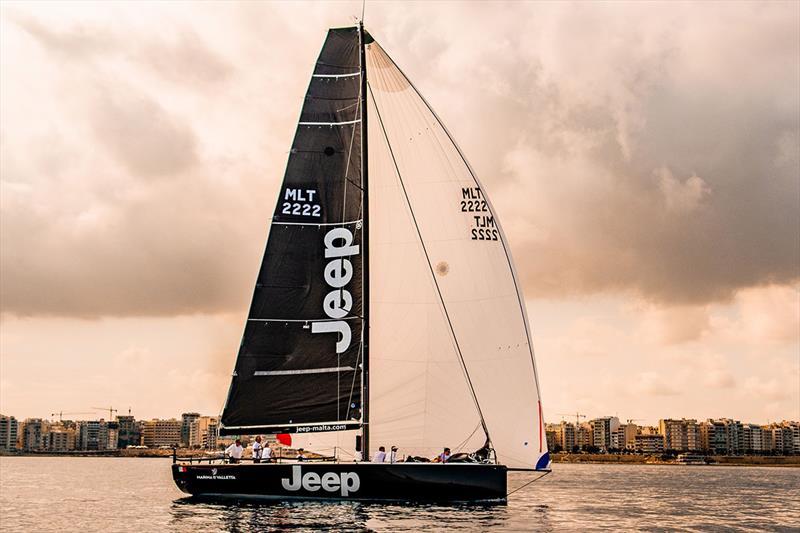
[366,40,548,470]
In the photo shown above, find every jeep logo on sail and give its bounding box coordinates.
[281,465,360,496]
[311,227,359,353]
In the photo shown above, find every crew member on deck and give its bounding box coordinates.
[262,442,273,463]
[296,448,306,461]
[373,446,386,462]
[225,439,244,464]
[389,446,398,463]
[252,436,263,463]
[438,447,451,463]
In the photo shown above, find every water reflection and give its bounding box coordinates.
[170,497,516,532]
[4,459,797,532]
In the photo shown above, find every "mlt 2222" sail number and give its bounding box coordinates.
[282,188,322,217]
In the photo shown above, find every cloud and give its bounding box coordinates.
[638,303,711,345]
[743,376,791,402]
[656,167,711,214]
[1,2,798,320]
[376,1,800,305]
[710,284,800,345]
[89,85,198,178]
[635,371,680,397]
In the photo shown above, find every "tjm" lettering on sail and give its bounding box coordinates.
[312,227,359,353]
[281,466,360,496]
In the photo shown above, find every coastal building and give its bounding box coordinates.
[700,420,728,454]
[22,418,45,451]
[545,424,558,452]
[576,423,593,450]
[141,418,181,447]
[552,421,576,452]
[659,419,701,451]
[0,414,18,450]
[77,420,115,450]
[107,421,119,450]
[634,434,664,454]
[181,412,200,448]
[781,421,800,454]
[614,423,639,450]
[116,415,140,448]
[742,424,764,453]
[590,417,620,451]
[195,416,219,450]
[46,425,77,452]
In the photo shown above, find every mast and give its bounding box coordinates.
[358,21,371,462]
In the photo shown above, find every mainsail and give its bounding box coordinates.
[220,27,365,435]
[220,25,549,471]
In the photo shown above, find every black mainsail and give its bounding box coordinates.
[220,27,365,436]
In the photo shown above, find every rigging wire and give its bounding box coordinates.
[506,470,551,497]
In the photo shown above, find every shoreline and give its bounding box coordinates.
[2,449,799,466]
[551,452,800,467]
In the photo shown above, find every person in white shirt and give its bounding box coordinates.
[373,446,386,463]
[262,443,273,463]
[252,436,263,463]
[225,439,244,464]
[389,446,398,463]
[296,448,307,462]
[354,450,363,462]
[437,447,451,464]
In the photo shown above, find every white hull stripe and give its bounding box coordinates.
[312,72,360,78]
[299,119,361,126]
[254,366,355,376]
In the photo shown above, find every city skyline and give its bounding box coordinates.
[3,412,798,457]
[1,2,798,423]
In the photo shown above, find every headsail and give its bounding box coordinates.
[220,27,365,436]
[365,39,549,470]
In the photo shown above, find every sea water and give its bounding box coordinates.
[1,457,797,531]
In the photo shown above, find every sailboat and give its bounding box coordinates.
[172,22,549,502]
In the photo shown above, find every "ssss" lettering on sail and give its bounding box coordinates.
[311,227,359,353]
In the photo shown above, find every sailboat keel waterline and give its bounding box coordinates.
[172,22,549,503]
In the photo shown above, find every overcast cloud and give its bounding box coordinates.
[0,2,797,422]
[1,1,797,318]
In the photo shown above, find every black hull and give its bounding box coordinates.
[172,462,507,502]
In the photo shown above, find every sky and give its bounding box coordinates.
[1,1,798,426]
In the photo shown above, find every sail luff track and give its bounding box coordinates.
[358,21,371,462]
[366,81,491,446]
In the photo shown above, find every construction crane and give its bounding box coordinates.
[50,411,93,422]
[92,406,118,420]
[557,412,587,426]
